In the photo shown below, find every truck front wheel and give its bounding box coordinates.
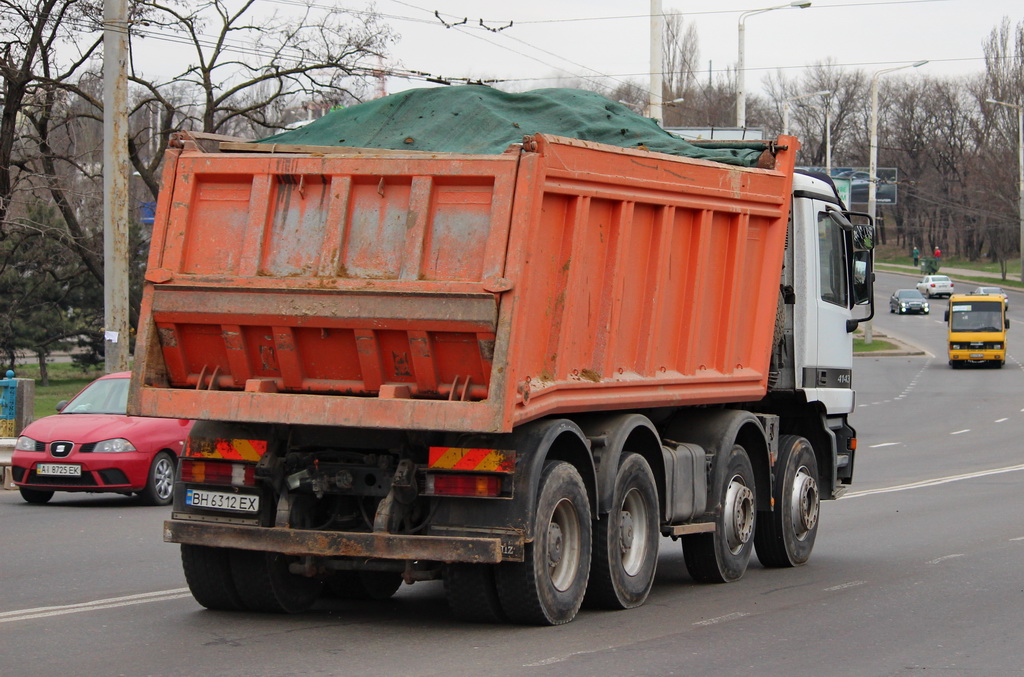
[682,445,756,583]
[586,452,659,609]
[754,435,819,567]
[497,461,592,625]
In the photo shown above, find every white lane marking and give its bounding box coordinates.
[693,612,750,626]
[950,429,971,435]
[841,463,1024,499]
[870,442,900,448]
[0,588,192,624]
[524,651,602,668]
[927,554,965,565]
[995,418,1008,423]
[1011,536,1024,542]
[824,580,866,592]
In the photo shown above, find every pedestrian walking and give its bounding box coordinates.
[934,246,942,260]
[912,246,919,267]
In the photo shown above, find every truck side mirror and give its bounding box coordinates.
[944,310,949,322]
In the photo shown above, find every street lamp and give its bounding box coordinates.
[782,89,829,136]
[869,61,927,234]
[866,60,926,344]
[800,99,833,176]
[736,1,811,128]
[986,98,1024,282]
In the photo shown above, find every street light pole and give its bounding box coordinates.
[736,2,811,129]
[649,0,663,124]
[866,60,926,345]
[986,98,1024,283]
[869,61,928,243]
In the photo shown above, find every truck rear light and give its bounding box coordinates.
[425,473,503,497]
[181,458,255,487]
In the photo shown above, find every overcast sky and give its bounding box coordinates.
[376,0,1020,95]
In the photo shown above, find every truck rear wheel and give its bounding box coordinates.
[754,435,819,567]
[444,564,507,623]
[180,544,245,611]
[229,550,323,613]
[682,445,756,583]
[497,461,592,625]
[586,452,659,609]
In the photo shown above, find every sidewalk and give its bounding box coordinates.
[878,262,1015,283]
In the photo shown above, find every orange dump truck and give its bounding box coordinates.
[131,118,874,624]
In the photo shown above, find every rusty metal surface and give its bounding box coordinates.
[164,520,506,564]
[132,134,798,432]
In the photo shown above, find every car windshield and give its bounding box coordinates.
[931,276,950,283]
[949,300,1004,332]
[897,290,925,299]
[62,377,129,415]
[977,288,1002,294]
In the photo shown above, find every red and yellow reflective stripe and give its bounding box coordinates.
[428,447,515,473]
[186,438,267,461]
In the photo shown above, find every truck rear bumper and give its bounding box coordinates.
[164,520,508,564]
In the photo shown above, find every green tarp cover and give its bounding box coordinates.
[258,86,766,167]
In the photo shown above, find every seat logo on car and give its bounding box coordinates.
[50,441,73,457]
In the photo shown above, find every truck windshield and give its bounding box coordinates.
[949,301,1004,332]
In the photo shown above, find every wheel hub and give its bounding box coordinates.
[547,522,564,568]
[618,510,635,553]
[724,476,755,554]
[790,467,819,538]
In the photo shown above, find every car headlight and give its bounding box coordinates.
[92,438,138,453]
[15,436,40,451]
[923,303,930,310]
[900,303,907,309]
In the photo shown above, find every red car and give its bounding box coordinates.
[11,372,193,505]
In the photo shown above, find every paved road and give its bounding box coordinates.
[2,275,1022,676]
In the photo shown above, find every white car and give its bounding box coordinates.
[916,275,954,298]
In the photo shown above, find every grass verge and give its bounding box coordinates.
[7,362,104,421]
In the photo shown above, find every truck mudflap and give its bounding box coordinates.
[163,520,511,564]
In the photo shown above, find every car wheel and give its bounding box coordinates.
[19,487,54,504]
[139,452,175,506]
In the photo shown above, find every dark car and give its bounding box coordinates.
[890,288,930,315]
[11,372,193,505]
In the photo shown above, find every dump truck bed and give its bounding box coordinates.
[130,132,797,433]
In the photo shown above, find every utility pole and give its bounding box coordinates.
[649,0,663,124]
[103,0,130,372]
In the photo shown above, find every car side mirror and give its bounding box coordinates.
[1006,317,1010,329]
[943,310,949,322]
[56,400,68,412]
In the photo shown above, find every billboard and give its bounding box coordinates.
[801,166,900,205]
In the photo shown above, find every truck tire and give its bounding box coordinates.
[328,570,403,600]
[754,435,819,568]
[682,445,756,583]
[138,452,175,506]
[180,544,245,611]
[496,461,592,625]
[585,453,659,610]
[444,564,507,623]
[229,549,322,614]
